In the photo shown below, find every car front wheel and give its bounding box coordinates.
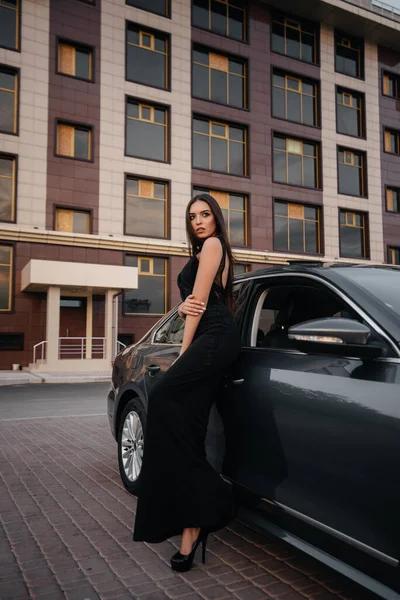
[117,397,146,495]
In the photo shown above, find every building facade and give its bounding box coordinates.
[0,0,400,370]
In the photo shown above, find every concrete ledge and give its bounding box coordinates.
[0,371,43,386]
[0,371,111,386]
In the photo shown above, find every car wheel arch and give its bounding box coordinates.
[115,382,147,434]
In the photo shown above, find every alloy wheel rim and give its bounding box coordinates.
[121,410,144,482]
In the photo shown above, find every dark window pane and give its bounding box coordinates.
[0,90,15,132]
[274,216,288,250]
[124,275,165,314]
[229,210,245,245]
[305,219,318,253]
[192,63,209,99]
[301,33,315,63]
[274,135,286,150]
[286,26,301,59]
[155,37,166,52]
[211,0,227,35]
[193,118,208,134]
[302,94,315,126]
[211,69,227,104]
[126,0,167,16]
[212,123,225,136]
[127,46,166,88]
[126,196,165,237]
[0,71,15,89]
[154,183,166,199]
[193,48,208,64]
[127,101,139,119]
[275,201,288,216]
[271,22,285,55]
[211,137,228,172]
[229,140,244,175]
[193,132,209,169]
[229,127,244,142]
[0,265,11,310]
[303,156,316,188]
[127,28,139,45]
[0,176,13,221]
[193,0,209,29]
[0,7,17,50]
[154,109,165,124]
[229,75,243,108]
[272,87,285,119]
[229,7,244,41]
[73,211,89,233]
[340,223,364,258]
[230,195,244,210]
[153,258,165,274]
[289,218,304,252]
[337,104,358,136]
[287,153,302,185]
[287,90,301,123]
[338,163,360,196]
[125,255,138,267]
[127,120,165,161]
[74,129,90,159]
[0,158,13,177]
[75,50,91,79]
[273,150,286,182]
[304,206,317,219]
[303,143,315,156]
[336,45,359,77]
[229,60,243,76]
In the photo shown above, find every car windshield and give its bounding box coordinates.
[334,267,400,316]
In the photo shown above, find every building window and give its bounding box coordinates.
[0,0,19,51]
[335,33,364,79]
[386,187,400,213]
[383,72,400,99]
[126,0,169,17]
[124,255,167,315]
[384,129,400,155]
[274,200,321,254]
[126,23,169,89]
[337,149,366,197]
[388,247,400,265]
[55,208,91,234]
[57,41,93,81]
[336,88,364,138]
[56,123,92,161]
[193,117,246,175]
[273,134,319,189]
[339,210,368,259]
[0,67,18,135]
[126,99,168,162]
[271,13,318,64]
[0,154,16,222]
[193,187,248,246]
[125,177,168,238]
[0,245,13,311]
[192,0,246,42]
[192,46,246,109]
[233,264,250,276]
[272,70,318,126]
[0,332,23,350]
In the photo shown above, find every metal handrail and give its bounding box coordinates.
[117,341,127,353]
[33,341,47,363]
[58,337,106,359]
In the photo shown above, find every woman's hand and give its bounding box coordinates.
[178,295,205,318]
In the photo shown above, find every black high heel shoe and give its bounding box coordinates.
[170,530,208,572]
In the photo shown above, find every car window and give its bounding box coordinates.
[153,313,185,345]
[250,281,391,353]
[233,280,253,327]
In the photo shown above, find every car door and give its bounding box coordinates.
[222,274,400,564]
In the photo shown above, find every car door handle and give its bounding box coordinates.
[146,364,161,377]
[232,378,244,385]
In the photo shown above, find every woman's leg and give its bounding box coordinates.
[180,527,200,554]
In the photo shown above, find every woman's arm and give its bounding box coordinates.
[180,237,223,355]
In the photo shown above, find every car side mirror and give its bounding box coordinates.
[288,318,382,359]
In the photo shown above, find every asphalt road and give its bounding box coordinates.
[0,383,110,420]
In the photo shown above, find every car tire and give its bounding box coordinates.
[117,397,147,495]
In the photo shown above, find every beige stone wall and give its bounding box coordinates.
[0,0,50,229]
[320,25,383,261]
[98,0,192,243]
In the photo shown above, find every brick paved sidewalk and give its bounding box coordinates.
[0,415,381,600]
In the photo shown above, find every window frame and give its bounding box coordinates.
[152,310,185,345]
[387,246,400,266]
[192,185,249,247]
[123,254,168,316]
[126,0,171,18]
[55,120,94,162]
[382,70,400,100]
[338,209,369,260]
[192,115,248,177]
[124,173,170,240]
[334,31,364,80]
[272,133,321,190]
[337,147,367,198]
[273,199,323,256]
[192,44,248,110]
[54,206,92,234]
[0,64,19,136]
[335,86,365,139]
[0,152,17,224]
[0,0,20,52]
[270,11,319,65]
[192,0,248,43]
[56,38,95,83]
[0,243,14,313]
[383,127,400,155]
[386,186,400,214]
[125,96,170,163]
[271,68,319,128]
[125,22,170,91]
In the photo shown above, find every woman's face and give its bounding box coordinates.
[189,200,217,240]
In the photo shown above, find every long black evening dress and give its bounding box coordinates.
[133,239,241,543]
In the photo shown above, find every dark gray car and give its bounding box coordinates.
[108,263,400,597]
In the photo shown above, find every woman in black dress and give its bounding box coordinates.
[133,193,241,572]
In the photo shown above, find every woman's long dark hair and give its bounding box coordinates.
[185,193,235,311]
